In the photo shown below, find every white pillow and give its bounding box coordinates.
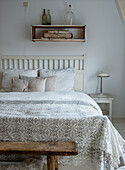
[2,69,38,90]
[39,68,75,91]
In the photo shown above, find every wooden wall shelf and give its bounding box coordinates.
[31,25,86,42]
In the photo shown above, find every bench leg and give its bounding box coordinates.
[55,155,58,170]
[47,155,58,170]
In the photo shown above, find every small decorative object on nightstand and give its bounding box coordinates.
[89,93,114,121]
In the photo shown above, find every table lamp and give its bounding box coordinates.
[97,72,110,97]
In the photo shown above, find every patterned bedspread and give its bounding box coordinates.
[0,91,124,170]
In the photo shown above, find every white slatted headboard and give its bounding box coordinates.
[0,55,87,92]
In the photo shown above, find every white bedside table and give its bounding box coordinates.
[89,94,114,121]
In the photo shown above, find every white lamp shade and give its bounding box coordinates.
[97,72,110,77]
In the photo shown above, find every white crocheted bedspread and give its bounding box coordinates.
[0,91,124,170]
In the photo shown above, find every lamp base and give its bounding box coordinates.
[97,93,107,98]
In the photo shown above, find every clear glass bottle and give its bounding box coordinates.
[47,9,51,25]
[42,9,47,25]
[65,5,74,25]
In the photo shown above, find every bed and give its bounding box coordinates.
[0,55,125,170]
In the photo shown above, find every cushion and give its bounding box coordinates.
[44,76,56,91]
[28,78,46,92]
[2,69,38,90]
[39,68,75,91]
[12,78,46,92]
[20,75,56,92]
[12,79,29,92]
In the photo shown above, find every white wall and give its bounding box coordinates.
[0,0,125,117]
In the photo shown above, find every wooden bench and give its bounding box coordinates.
[0,141,78,170]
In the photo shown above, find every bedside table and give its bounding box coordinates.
[89,94,114,121]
